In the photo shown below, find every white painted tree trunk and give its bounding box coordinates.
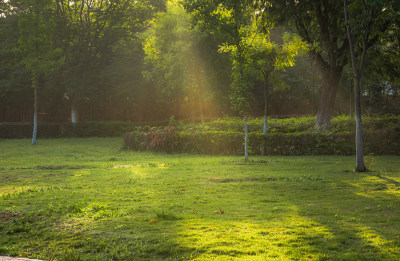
[263,116,267,135]
[261,75,268,155]
[244,116,248,162]
[71,102,79,124]
[32,78,38,145]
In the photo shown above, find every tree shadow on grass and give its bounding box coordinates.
[163,164,400,260]
[273,171,400,260]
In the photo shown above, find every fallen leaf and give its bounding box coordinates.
[180,189,185,191]
[214,210,224,214]
[149,219,158,222]
[308,255,312,258]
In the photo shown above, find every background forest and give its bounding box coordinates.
[1,0,399,124]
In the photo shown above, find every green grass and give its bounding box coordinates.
[0,138,399,260]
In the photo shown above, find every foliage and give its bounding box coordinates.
[0,121,138,138]
[122,115,400,155]
[0,138,399,260]
[142,0,231,122]
[142,0,194,98]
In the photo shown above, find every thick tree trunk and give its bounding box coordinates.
[32,78,38,145]
[315,70,340,129]
[71,101,79,124]
[244,116,248,162]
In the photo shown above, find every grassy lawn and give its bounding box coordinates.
[0,138,399,260]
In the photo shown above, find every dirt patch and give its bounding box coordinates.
[35,165,86,170]
[206,177,264,183]
[0,212,22,222]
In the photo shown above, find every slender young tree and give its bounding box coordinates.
[344,0,367,171]
[17,0,64,144]
[343,0,398,171]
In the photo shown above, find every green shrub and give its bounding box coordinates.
[0,122,62,138]
[122,115,400,155]
[0,121,138,138]
[0,123,33,138]
[63,121,137,137]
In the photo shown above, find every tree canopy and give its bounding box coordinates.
[0,0,398,124]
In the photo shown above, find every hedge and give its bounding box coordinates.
[0,121,137,138]
[2,116,399,155]
[122,120,400,156]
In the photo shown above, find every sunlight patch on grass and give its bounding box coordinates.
[175,215,338,260]
[346,174,400,199]
[105,162,170,169]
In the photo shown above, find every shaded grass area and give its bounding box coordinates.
[0,138,399,260]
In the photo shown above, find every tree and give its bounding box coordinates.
[185,1,307,159]
[343,0,399,171]
[143,0,196,119]
[16,0,64,144]
[255,0,399,128]
[53,0,160,123]
[144,0,229,122]
[0,1,32,122]
[221,28,307,154]
[254,1,350,128]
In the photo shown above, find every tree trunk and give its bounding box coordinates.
[244,116,248,162]
[311,58,316,115]
[32,77,38,145]
[261,74,268,156]
[32,6,39,145]
[195,64,205,123]
[263,75,268,135]
[315,70,340,129]
[199,84,205,123]
[349,77,353,117]
[354,75,366,171]
[71,101,79,124]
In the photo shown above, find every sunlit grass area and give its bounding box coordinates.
[0,138,399,260]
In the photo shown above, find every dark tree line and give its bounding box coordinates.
[0,0,399,126]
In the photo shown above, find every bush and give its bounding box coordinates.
[63,121,137,137]
[0,122,62,138]
[122,115,400,155]
[0,121,138,138]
